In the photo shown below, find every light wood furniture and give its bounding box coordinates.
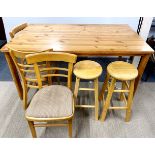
[0,24,153,100]
[73,60,102,120]
[9,23,28,39]
[10,49,77,138]
[99,61,138,122]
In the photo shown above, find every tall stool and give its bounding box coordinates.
[99,61,138,122]
[73,60,102,120]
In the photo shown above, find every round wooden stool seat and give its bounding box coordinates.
[107,61,138,81]
[73,60,102,80]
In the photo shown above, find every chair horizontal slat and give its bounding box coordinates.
[27,84,48,88]
[113,89,129,93]
[21,69,35,73]
[25,78,38,82]
[27,84,39,89]
[42,74,68,78]
[109,106,127,110]
[79,88,95,91]
[18,63,47,68]
[25,77,46,82]
[40,67,68,72]
[34,123,68,127]
[75,105,95,108]
[17,63,34,68]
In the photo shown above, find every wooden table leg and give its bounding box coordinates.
[134,54,151,95]
[4,52,23,100]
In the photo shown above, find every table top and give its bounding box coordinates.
[1,24,154,56]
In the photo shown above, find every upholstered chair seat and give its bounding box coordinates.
[26,85,73,119]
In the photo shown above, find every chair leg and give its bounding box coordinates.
[120,81,126,101]
[74,77,80,104]
[125,80,135,122]
[118,56,122,61]
[129,56,134,63]
[28,121,37,138]
[100,78,116,122]
[23,88,28,110]
[94,78,99,120]
[68,119,72,138]
[99,73,110,101]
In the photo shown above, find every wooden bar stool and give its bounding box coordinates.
[73,60,102,120]
[99,61,138,122]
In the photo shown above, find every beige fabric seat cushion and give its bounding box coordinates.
[25,85,73,119]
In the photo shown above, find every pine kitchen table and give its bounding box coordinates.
[0,24,154,100]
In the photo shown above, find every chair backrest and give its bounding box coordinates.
[8,47,53,89]
[9,23,28,39]
[9,47,53,90]
[26,52,77,89]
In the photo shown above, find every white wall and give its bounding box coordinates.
[139,17,153,41]
[133,17,153,67]
[3,17,140,41]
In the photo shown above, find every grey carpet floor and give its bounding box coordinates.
[0,81,155,138]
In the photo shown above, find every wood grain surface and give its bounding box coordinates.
[1,24,153,56]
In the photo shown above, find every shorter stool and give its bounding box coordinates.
[73,60,102,120]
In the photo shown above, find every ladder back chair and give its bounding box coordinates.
[9,23,28,39]
[24,52,77,138]
[8,47,53,110]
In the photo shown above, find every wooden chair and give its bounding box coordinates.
[9,23,28,39]
[99,61,138,122]
[73,60,102,120]
[10,50,77,138]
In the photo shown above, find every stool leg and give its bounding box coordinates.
[125,79,135,122]
[94,78,99,120]
[74,77,80,105]
[100,78,116,122]
[120,81,126,101]
[99,73,110,101]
